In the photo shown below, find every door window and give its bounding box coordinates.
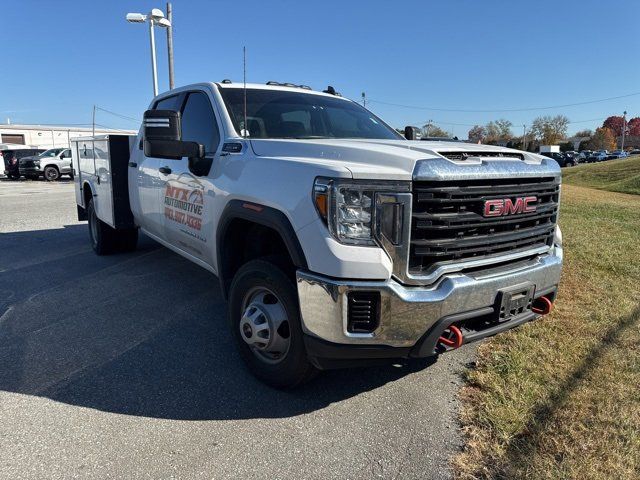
[154,94,182,111]
[180,92,220,154]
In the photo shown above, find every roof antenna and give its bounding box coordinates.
[242,46,248,138]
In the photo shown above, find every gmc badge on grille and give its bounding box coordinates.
[483,196,537,217]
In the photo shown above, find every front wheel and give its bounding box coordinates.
[44,166,60,181]
[228,259,317,388]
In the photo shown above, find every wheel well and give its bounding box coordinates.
[44,164,60,171]
[219,219,295,298]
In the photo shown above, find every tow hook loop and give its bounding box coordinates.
[438,325,464,350]
[532,296,553,315]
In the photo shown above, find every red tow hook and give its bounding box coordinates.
[532,296,554,315]
[438,325,464,350]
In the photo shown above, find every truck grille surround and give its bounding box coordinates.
[409,177,560,275]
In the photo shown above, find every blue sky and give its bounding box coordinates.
[1,0,638,137]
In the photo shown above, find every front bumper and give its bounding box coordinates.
[19,167,41,175]
[297,247,562,364]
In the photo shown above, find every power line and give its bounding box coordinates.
[95,106,141,124]
[369,91,640,113]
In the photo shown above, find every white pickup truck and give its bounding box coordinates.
[72,81,563,387]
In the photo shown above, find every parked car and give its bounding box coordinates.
[1,148,46,179]
[564,151,581,164]
[18,147,74,181]
[609,150,628,159]
[579,150,593,162]
[540,151,576,167]
[629,149,640,156]
[588,151,608,162]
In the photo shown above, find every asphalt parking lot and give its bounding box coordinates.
[0,179,477,479]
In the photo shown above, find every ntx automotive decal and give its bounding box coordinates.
[164,174,206,240]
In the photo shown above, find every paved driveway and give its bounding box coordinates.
[0,180,476,479]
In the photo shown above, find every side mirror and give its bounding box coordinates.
[142,109,204,160]
[404,126,417,140]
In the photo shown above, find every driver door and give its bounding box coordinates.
[159,90,221,264]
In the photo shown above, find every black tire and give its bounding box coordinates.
[228,259,317,388]
[88,199,116,255]
[44,166,60,181]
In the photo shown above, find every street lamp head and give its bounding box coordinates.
[156,17,172,28]
[126,12,147,23]
[149,8,165,20]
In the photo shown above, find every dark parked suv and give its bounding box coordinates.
[540,151,576,167]
[1,148,45,179]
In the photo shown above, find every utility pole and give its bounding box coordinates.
[522,124,527,151]
[621,111,627,151]
[361,92,366,108]
[166,2,175,89]
[92,105,96,137]
[425,119,433,137]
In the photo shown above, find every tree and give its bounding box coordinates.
[627,117,640,136]
[602,116,625,137]
[468,125,486,143]
[560,142,574,152]
[485,119,513,143]
[589,127,616,150]
[574,129,593,139]
[530,115,569,145]
[422,123,450,137]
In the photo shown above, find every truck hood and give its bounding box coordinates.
[249,138,561,181]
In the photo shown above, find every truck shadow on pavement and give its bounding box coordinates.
[0,225,436,421]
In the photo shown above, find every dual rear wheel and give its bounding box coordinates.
[87,199,138,255]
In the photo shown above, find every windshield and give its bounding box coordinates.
[38,148,63,157]
[219,88,402,140]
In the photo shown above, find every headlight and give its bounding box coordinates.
[314,177,409,246]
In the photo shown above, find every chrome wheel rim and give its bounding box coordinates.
[240,287,291,364]
[46,169,58,180]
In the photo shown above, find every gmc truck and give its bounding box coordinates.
[72,81,562,388]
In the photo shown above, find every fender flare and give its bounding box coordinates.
[216,200,308,298]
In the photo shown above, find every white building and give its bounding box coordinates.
[0,124,137,149]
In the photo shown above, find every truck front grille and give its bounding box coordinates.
[409,177,559,275]
[20,160,35,168]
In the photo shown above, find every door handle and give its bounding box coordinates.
[159,166,172,175]
[128,162,137,168]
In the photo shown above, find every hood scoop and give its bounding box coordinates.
[437,151,525,161]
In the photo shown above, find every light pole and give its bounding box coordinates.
[166,2,175,90]
[621,111,627,151]
[522,124,527,151]
[126,9,172,96]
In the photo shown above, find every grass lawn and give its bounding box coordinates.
[561,155,640,195]
[454,159,640,479]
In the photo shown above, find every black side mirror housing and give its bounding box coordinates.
[404,126,416,140]
[142,109,204,160]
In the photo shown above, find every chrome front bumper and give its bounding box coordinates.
[297,247,563,348]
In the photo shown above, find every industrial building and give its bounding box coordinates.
[0,124,137,149]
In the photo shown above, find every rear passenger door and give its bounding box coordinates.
[160,90,221,263]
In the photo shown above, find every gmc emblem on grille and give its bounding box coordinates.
[483,196,537,217]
